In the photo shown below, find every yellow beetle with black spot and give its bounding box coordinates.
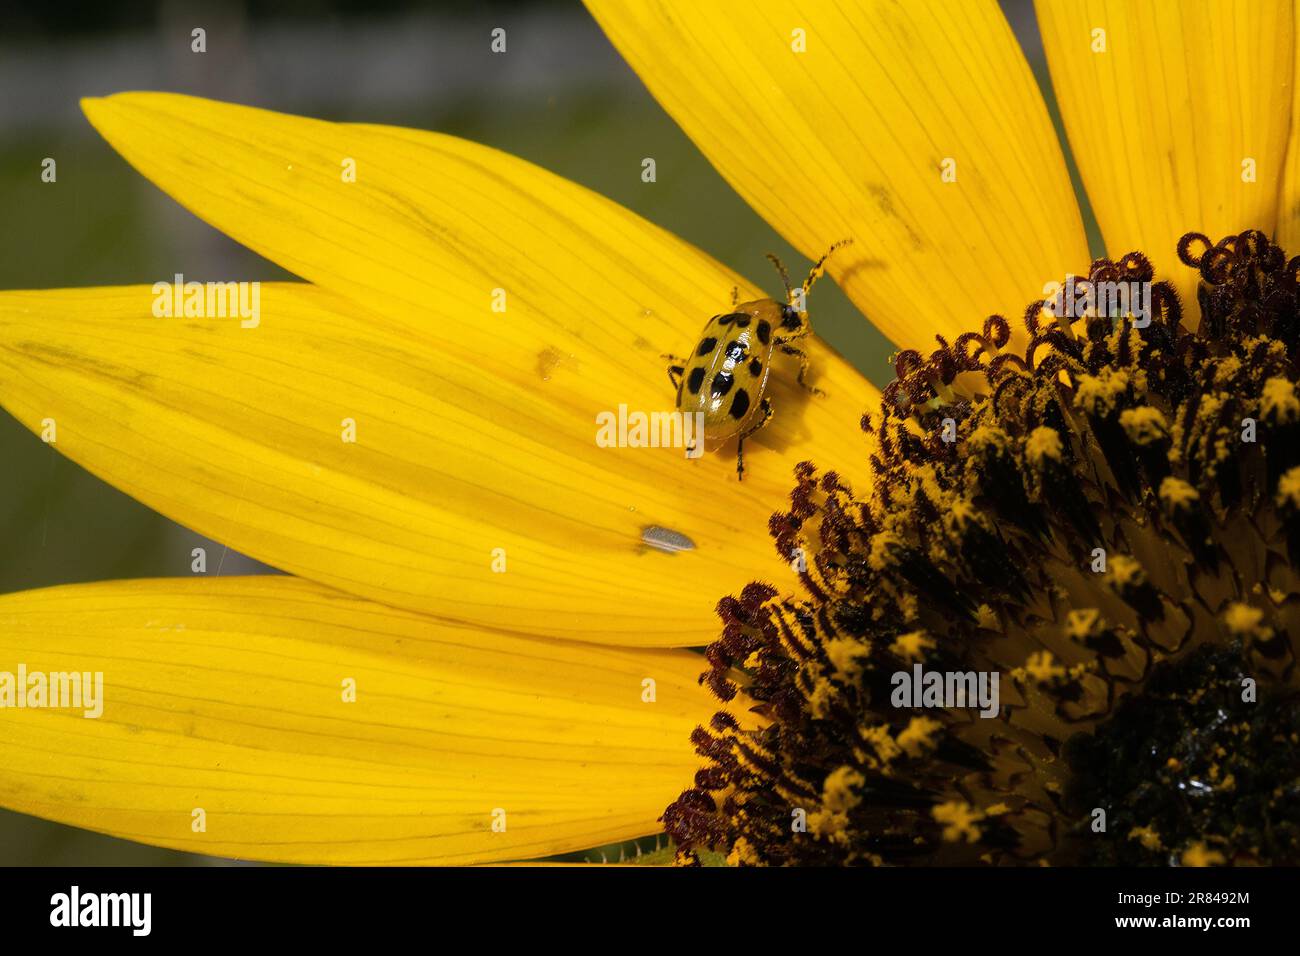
[666,240,850,479]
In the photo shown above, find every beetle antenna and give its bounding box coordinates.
[801,238,853,302]
[766,253,793,302]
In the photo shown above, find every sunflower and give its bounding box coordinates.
[1,0,1297,867]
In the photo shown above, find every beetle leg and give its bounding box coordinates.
[735,397,774,481]
[778,343,826,397]
[662,353,688,389]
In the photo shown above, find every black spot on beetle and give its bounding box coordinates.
[687,366,706,395]
[696,336,717,357]
[748,358,763,376]
[725,341,746,362]
[718,312,743,325]
[711,371,734,397]
[756,319,772,345]
[735,315,752,328]
[730,388,751,420]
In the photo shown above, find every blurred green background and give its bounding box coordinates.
[0,0,1097,864]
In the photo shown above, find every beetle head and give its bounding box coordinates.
[780,303,806,331]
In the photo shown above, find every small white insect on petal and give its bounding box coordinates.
[641,525,696,554]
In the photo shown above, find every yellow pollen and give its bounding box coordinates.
[1064,608,1103,641]
[1025,426,1063,466]
[1223,602,1269,639]
[1118,406,1168,445]
[913,463,946,508]
[1276,466,1300,513]
[859,724,902,768]
[945,497,980,533]
[890,630,934,662]
[1073,369,1130,416]
[896,716,942,757]
[896,591,919,622]
[1159,476,1200,512]
[1127,826,1164,851]
[1023,650,1066,683]
[1106,554,1145,588]
[1211,356,1242,388]
[867,531,904,572]
[1261,377,1300,424]
[806,675,836,720]
[825,637,869,679]
[1197,394,1225,425]
[821,766,866,813]
[1181,843,1226,867]
[807,809,851,844]
[967,424,1010,454]
[726,837,763,867]
[932,801,984,843]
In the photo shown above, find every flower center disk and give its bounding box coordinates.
[665,230,1300,866]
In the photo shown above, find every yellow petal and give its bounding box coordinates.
[1277,1,1300,256]
[61,92,878,644]
[1037,0,1294,308]
[586,0,1089,351]
[0,576,713,864]
[0,282,867,646]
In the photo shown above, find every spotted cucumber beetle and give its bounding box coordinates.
[665,240,850,479]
